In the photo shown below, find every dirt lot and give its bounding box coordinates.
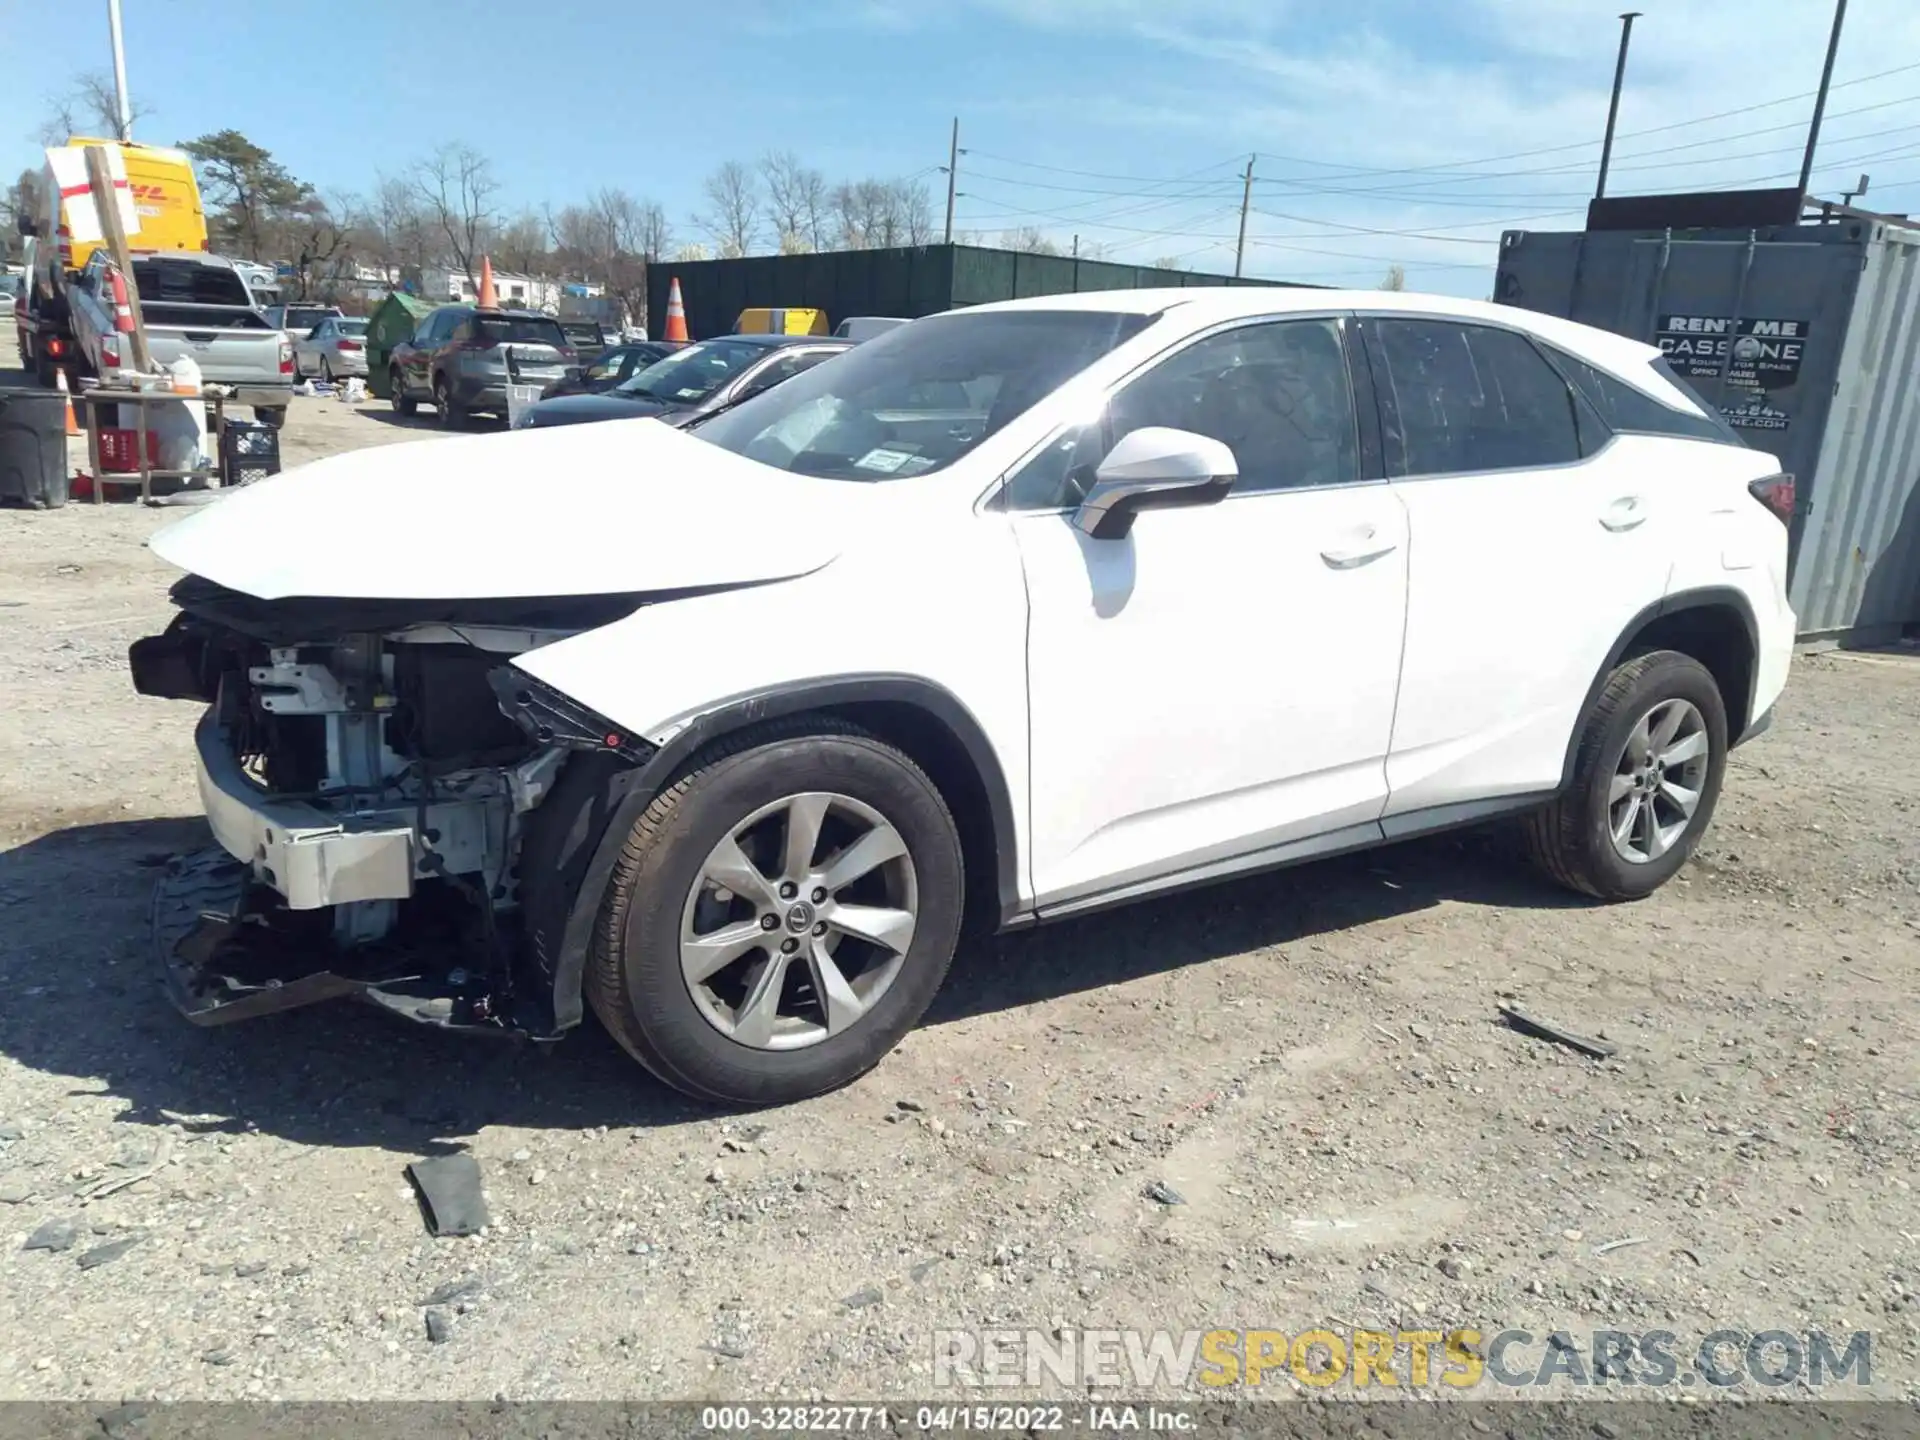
[2,337,1918,1407]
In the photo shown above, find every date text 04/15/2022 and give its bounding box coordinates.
[697,1405,1199,1432]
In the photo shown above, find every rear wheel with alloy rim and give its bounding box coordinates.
[1525,649,1727,900]
[588,721,964,1104]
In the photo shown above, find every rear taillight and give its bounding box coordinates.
[337,339,363,352]
[1749,472,1795,525]
[48,337,65,358]
[279,340,294,375]
[101,336,121,367]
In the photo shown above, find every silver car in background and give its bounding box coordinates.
[292,315,371,382]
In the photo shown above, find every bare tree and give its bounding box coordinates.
[888,178,934,246]
[354,176,434,283]
[495,210,549,274]
[1379,264,1407,291]
[1003,225,1061,255]
[762,151,829,253]
[694,161,759,257]
[36,71,155,145]
[280,192,351,301]
[829,180,886,249]
[1151,254,1189,271]
[4,169,47,243]
[415,144,500,290]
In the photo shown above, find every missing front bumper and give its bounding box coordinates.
[151,846,541,1034]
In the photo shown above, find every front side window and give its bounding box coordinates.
[694,310,1154,480]
[1372,320,1581,477]
[1005,317,1357,509]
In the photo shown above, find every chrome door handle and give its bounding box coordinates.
[1600,496,1648,532]
[1320,540,1399,569]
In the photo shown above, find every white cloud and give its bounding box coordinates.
[945,0,1920,292]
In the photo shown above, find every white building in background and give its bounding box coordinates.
[406,266,600,312]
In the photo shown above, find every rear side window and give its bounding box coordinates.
[132,261,250,307]
[1549,348,1745,446]
[1372,320,1582,477]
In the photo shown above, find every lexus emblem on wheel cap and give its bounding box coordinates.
[784,902,815,934]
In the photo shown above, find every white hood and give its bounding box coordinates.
[149,418,866,600]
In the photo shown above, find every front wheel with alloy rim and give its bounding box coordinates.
[1524,649,1728,900]
[390,371,416,417]
[588,721,964,1105]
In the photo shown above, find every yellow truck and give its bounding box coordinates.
[734,306,828,336]
[39,138,208,275]
[21,138,211,386]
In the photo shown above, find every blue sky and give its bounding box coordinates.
[6,0,1918,297]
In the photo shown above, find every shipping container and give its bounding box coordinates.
[1495,213,1920,643]
[647,243,1306,351]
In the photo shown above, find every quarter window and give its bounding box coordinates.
[1548,348,1746,445]
[1372,320,1583,477]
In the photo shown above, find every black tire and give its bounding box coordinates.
[587,720,965,1106]
[391,370,416,417]
[253,406,287,431]
[33,346,57,390]
[433,376,466,428]
[1524,649,1727,901]
[319,357,334,385]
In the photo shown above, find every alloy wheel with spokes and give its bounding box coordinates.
[1523,648,1728,901]
[1607,697,1710,864]
[680,791,918,1051]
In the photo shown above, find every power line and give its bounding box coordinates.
[1252,58,1920,180]
[962,61,1920,200]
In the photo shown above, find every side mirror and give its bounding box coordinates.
[1071,426,1237,541]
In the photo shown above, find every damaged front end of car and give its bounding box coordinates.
[131,575,651,1036]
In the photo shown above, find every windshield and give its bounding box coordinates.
[618,339,768,403]
[694,309,1154,479]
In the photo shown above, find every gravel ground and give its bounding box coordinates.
[2,335,1918,1407]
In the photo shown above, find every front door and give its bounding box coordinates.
[1007,315,1411,913]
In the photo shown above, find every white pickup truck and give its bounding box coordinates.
[68,251,296,427]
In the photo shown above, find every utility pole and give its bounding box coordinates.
[942,117,959,245]
[106,0,133,141]
[1233,155,1254,278]
[1071,234,1079,259]
[1797,0,1850,200]
[1595,11,1641,200]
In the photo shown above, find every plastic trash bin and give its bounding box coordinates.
[0,387,70,509]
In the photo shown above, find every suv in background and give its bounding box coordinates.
[388,306,578,426]
[557,319,609,365]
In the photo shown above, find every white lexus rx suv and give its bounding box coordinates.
[131,288,1796,1105]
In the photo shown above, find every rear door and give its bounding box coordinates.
[1365,315,1674,816]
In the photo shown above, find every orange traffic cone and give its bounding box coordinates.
[476,255,498,310]
[108,265,136,338]
[663,276,689,343]
[56,366,79,437]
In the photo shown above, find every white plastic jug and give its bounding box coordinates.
[149,356,209,475]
